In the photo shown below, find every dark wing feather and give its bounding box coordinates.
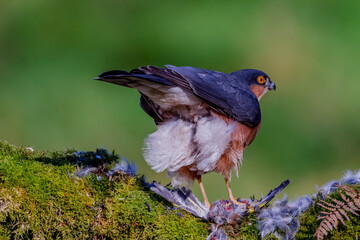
[96,69,174,123]
[139,66,193,91]
[139,93,163,124]
[95,70,175,87]
[140,65,261,127]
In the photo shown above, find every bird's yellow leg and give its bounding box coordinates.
[225,178,244,205]
[196,176,211,208]
[225,178,256,212]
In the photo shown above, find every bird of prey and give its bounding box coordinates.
[96,65,276,208]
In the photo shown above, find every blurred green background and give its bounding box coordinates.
[1,0,359,201]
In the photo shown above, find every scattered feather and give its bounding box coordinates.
[68,148,360,240]
[150,179,289,239]
[72,149,137,179]
[257,195,312,240]
[76,167,97,178]
[107,157,137,177]
[206,226,228,240]
[26,147,34,152]
[340,170,360,186]
[150,182,208,219]
[319,169,360,197]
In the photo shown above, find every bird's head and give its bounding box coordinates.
[230,69,276,101]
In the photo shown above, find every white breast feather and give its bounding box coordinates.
[192,117,236,172]
[143,119,196,172]
[143,116,236,183]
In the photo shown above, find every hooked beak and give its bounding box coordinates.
[266,79,276,91]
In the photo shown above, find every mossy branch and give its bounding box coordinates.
[0,141,359,239]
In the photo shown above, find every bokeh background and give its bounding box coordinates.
[1,1,359,201]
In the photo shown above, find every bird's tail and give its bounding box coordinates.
[94,69,175,88]
[95,68,177,124]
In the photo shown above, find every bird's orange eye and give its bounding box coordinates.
[257,76,266,84]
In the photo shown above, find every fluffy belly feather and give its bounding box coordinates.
[143,112,259,186]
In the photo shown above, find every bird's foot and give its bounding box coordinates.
[228,198,256,213]
[204,200,211,209]
[229,197,245,206]
[246,203,256,213]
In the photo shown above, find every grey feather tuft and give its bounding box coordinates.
[72,149,137,179]
[76,167,98,177]
[206,226,229,240]
[150,179,289,239]
[150,182,209,219]
[319,169,360,196]
[319,180,340,196]
[258,170,360,239]
[257,195,312,240]
[340,169,360,185]
[107,156,137,177]
[207,199,249,226]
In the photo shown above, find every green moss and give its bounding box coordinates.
[0,141,207,239]
[0,142,95,239]
[0,141,359,239]
[226,214,260,239]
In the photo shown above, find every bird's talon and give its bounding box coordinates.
[230,198,246,206]
[247,206,255,213]
[228,199,257,213]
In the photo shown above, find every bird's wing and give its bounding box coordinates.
[140,65,261,127]
[139,93,163,124]
[95,69,202,124]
